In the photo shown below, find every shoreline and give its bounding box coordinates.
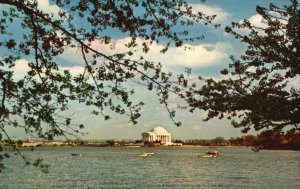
[6,144,299,151]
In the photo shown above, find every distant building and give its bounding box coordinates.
[141,126,172,145]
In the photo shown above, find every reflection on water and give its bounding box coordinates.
[1,147,299,189]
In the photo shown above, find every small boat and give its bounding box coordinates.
[71,153,82,156]
[199,154,216,158]
[138,154,151,157]
[206,151,221,156]
[206,147,221,156]
[206,147,222,157]
[138,152,153,157]
[198,147,221,158]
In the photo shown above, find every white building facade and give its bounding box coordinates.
[141,126,172,144]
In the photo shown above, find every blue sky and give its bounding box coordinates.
[3,0,292,140]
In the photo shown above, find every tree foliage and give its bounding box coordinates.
[186,0,300,135]
[0,0,216,171]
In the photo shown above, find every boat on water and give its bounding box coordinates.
[206,151,221,156]
[138,152,154,157]
[71,153,82,156]
[199,154,216,158]
[198,147,222,157]
[206,147,221,156]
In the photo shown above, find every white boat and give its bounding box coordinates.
[199,154,216,158]
[206,147,221,156]
[197,147,222,158]
[138,152,154,157]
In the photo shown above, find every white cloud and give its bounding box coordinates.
[162,42,230,67]
[239,12,288,35]
[248,14,266,28]
[86,37,232,69]
[11,36,231,85]
[191,4,230,24]
[36,0,62,16]
[12,59,85,81]
[12,59,31,80]
[62,66,84,75]
[235,14,267,36]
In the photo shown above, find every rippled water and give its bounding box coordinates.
[1,146,299,189]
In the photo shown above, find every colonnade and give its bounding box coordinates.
[143,134,171,143]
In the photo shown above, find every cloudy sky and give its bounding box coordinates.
[4,0,290,140]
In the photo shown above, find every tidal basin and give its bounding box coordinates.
[1,147,299,189]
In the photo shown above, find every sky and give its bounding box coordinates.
[3,0,292,140]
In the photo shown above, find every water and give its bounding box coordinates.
[1,146,299,189]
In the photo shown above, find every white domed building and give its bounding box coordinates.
[141,126,172,145]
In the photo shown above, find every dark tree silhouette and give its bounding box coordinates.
[185,0,300,135]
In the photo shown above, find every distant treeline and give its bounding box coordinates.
[179,131,300,150]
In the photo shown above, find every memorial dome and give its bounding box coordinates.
[150,126,169,135]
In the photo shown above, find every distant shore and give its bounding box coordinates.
[2,136,299,150]
[5,143,299,151]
